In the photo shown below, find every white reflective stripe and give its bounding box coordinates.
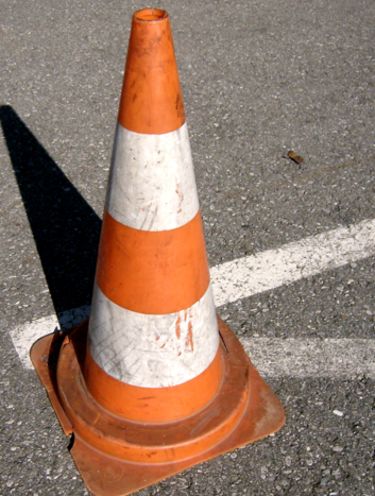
[106,123,199,231]
[88,284,219,387]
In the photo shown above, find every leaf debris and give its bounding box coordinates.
[287,150,304,164]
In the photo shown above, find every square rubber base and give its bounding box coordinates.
[31,319,285,495]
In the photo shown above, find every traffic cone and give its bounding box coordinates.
[31,8,285,496]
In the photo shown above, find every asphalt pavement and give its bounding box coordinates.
[1,1,374,495]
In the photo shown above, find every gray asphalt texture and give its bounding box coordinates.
[1,0,374,495]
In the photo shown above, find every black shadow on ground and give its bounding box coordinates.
[0,105,101,319]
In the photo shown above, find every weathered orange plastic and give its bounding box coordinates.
[118,8,185,134]
[96,212,209,314]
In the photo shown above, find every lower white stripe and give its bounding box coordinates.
[88,285,219,387]
[106,123,199,231]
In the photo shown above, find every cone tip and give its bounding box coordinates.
[120,7,184,134]
[133,8,168,23]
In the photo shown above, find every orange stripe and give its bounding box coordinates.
[118,9,185,134]
[96,211,210,314]
[84,346,224,423]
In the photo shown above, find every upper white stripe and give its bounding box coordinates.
[106,123,199,231]
[88,284,219,387]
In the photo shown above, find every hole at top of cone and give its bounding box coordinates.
[134,8,168,22]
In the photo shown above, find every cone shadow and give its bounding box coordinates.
[0,105,101,319]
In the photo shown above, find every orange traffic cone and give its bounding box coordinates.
[31,8,285,496]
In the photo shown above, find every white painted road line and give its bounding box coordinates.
[11,306,91,369]
[240,338,375,379]
[10,218,375,374]
[210,218,375,306]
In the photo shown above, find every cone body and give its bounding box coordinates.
[85,8,221,422]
